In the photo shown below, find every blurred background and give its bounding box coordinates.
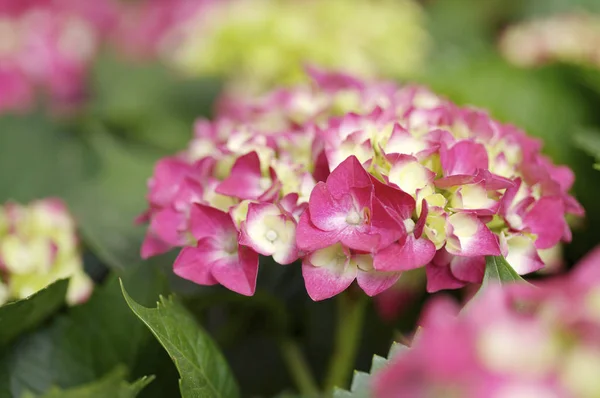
[1,0,600,396]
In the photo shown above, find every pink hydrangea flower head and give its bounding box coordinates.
[374,249,600,397]
[140,68,582,299]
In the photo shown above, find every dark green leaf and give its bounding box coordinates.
[0,265,174,397]
[0,279,68,347]
[574,129,600,170]
[483,256,527,286]
[121,281,239,398]
[333,342,407,398]
[23,366,153,398]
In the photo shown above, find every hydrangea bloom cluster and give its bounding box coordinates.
[156,0,427,93]
[500,12,600,68]
[140,69,582,300]
[0,0,117,112]
[0,198,92,305]
[374,247,600,398]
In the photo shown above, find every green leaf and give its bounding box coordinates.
[0,264,176,397]
[333,342,407,398]
[121,281,240,398]
[483,255,527,286]
[87,53,220,152]
[0,279,68,347]
[23,366,153,398]
[0,114,92,202]
[65,129,160,270]
[574,129,600,170]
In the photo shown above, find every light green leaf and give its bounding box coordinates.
[23,366,153,398]
[333,342,407,398]
[121,281,239,398]
[483,255,527,286]
[0,279,68,347]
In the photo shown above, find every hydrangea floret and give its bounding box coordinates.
[0,198,92,305]
[374,246,600,398]
[140,69,582,300]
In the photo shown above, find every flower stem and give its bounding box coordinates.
[324,291,367,393]
[279,338,320,397]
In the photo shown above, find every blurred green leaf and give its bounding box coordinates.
[333,342,407,398]
[121,282,239,398]
[87,54,221,152]
[0,265,175,397]
[65,129,159,270]
[23,366,153,398]
[517,0,600,18]
[483,256,527,285]
[0,114,92,203]
[0,279,68,348]
[574,129,600,170]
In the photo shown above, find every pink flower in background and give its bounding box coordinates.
[0,0,118,112]
[374,247,600,398]
[140,68,582,299]
[0,65,33,112]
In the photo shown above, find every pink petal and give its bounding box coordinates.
[190,204,236,241]
[171,177,204,212]
[369,198,406,249]
[296,210,341,251]
[371,176,415,221]
[150,207,186,246]
[173,244,219,285]
[325,155,373,199]
[302,253,357,301]
[414,199,428,239]
[449,255,485,283]
[307,182,349,231]
[425,262,468,293]
[440,140,488,176]
[435,169,513,190]
[339,229,382,253]
[502,234,545,275]
[140,231,172,259]
[211,245,259,296]
[374,235,435,271]
[356,269,401,296]
[446,213,501,257]
[215,151,266,200]
[523,197,567,249]
[148,157,193,207]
